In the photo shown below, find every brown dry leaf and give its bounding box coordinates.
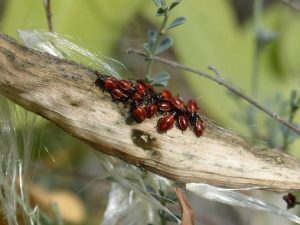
[174,187,195,225]
[30,184,86,224]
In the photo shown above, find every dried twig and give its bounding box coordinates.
[2,33,300,191]
[125,48,300,135]
[174,188,195,225]
[43,0,53,32]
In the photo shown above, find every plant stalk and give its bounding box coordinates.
[249,0,264,138]
[146,12,169,79]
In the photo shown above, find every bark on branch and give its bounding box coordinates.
[0,33,300,192]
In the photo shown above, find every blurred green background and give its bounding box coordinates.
[0,0,300,224]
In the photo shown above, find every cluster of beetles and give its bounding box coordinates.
[94,71,205,137]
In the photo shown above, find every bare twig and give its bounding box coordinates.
[174,188,195,225]
[2,33,300,191]
[43,0,53,32]
[125,48,300,135]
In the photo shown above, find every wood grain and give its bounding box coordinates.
[0,33,299,192]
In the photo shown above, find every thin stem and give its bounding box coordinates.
[174,187,195,225]
[43,0,53,32]
[126,48,300,135]
[146,12,169,78]
[251,0,264,97]
[249,0,264,138]
[159,210,167,225]
[158,190,167,225]
[282,97,300,150]
[282,110,295,150]
[251,40,261,98]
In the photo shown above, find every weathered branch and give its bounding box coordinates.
[1,33,300,192]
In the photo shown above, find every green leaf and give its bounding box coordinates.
[161,0,167,7]
[169,0,181,10]
[152,0,163,8]
[257,27,277,48]
[166,17,187,31]
[148,30,157,48]
[151,72,170,87]
[156,7,168,16]
[155,36,173,54]
[145,75,154,83]
[143,43,151,55]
